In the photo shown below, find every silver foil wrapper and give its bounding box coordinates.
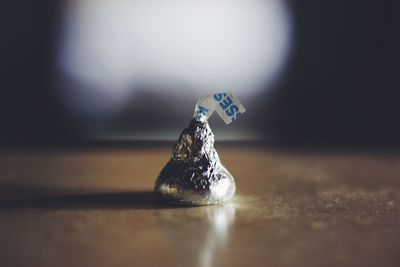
[154,116,236,206]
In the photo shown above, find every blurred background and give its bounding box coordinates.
[1,0,399,146]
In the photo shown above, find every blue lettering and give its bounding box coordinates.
[197,106,208,114]
[226,104,239,117]
[219,96,233,110]
[213,93,227,102]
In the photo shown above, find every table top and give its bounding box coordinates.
[0,145,399,267]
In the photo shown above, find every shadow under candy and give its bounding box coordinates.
[0,185,173,210]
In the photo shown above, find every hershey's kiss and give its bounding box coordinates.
[154,115,235,206]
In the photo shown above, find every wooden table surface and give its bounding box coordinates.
[0,145,400,267]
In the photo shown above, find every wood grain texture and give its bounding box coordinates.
[0,145,399,267]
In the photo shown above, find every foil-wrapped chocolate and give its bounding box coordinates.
[154,93,245,206]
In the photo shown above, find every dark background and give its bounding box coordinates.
[1,0,399,147]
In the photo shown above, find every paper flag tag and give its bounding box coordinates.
[193,93,246,124]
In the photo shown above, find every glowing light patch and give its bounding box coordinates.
[58,0,292,125]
